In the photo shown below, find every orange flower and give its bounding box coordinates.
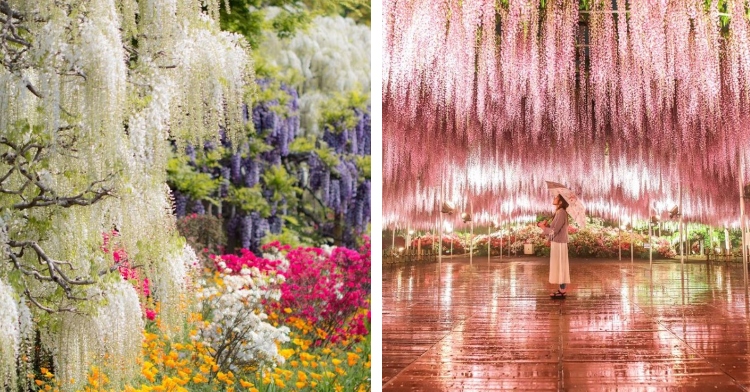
[239,379,254,388]
[347,352,360,366]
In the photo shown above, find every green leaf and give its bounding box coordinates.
[355,155,370,181]
[262,165,301,205]
[262,226,313,248]
[166,155,220,200]
[227,185,271,217]
[314,143,340,171]
[248,137,274,158]
[289,136,316,154]
[282,215,299,226]
[319,90,370,133]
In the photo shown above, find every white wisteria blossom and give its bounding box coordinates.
[0,0,253,389]
[47,279,144,387]
[260,13,370,134]
[0,281,19,386]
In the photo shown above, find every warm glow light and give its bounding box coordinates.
[444,221,453,233]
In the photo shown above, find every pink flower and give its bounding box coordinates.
[145,308,156,321]
[142,278,150,297]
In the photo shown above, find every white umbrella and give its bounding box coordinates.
[545,181,586,228]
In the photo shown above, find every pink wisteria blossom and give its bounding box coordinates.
[383,0,750,228]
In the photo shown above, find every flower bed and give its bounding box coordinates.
[410,234,464,254]
[432,222,678,259]
[32,239,371,391]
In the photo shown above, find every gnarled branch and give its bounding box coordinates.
[6,240,118,313]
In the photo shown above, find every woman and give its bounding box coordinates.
[537,194,570,298]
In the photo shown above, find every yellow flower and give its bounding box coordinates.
[280,348,295,359]
[302,360,309,367]
[239,379,254,388]
[311,381,318,388]
[192,374,208,384]
[335,367,346,375]
[274,379,286,388]
[143,370,156,383]
[300,352,315,361]
[295,381,306,389]
[347,352,360,366]
[283,307,292,314]
[334,383,344,392]
[297,371,307,382]
[322,348,332,355]
[332,358,342,366]
[290,360,299,368]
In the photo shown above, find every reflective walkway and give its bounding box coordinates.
[383,256,750,391]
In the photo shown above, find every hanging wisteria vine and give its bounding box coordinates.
[0,0,253,389]
[170,82,371,252]
[384,0,750,228]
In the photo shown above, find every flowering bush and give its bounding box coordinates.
[410,234,465,254]
[654,237,677,258]
[473,234,506,256]
[430,223,679,260]
[34,308,371,392]
[568,228,601,257]
[31,237,371,391]
[213,239,371,346]
[196,268,290,374]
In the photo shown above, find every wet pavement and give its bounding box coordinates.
[382,256,750,391]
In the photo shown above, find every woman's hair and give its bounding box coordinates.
[557,194,569,210]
